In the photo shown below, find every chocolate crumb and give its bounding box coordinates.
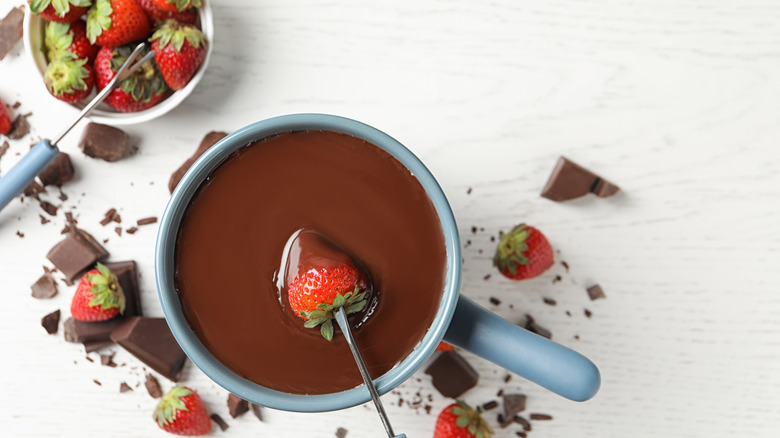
[483,274,491,280]
[85,356,94,362]
[530,413,553,421]
[210,414,229,432]
[41,309,60,334]
[514,415,532,431]
[503,374,512,383]
[490,235,495,242]
[8,114,30,139]
[561,261,569,271]
[250,403,264,421]
[335,427,348,438]
[100,353,117,367]
[489,297,501,306]
[58,188,68,201]
[93,379,102,386]
[40,200,58,216]
[497,389,504,397]
[466,187,472,194]
[566,310,572,316]
[586,284,606,300]
[584,308,593,318]
[515,432,527,438]
[15,230,23,238]
[145,374,162,399]
[497,413,514,428]
[114,226,122,236]
[552,275,562,284]
[126,227,138,234]
[524,315,552,339]
[542,297,557,306]
[100,208,117,226]
[574,335,580,340]
[31,273,58,299]
[482,400,499,410]
[228,393,249,418]
[471,226,477,234]
[119,382,132,393]
[136,216,157,226]
[0,140,9,158]
[39,214,50,224]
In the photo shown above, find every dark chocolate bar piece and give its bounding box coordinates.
[503,393,527,419]
[46,227,109,281]
[169,131,228,193]
[79,122,135,162]
[0,6,23,60]
[424,350,479,398]
[41,309,61,334]
[103,261,141,317]
[38,152,74,187]
[228,393,249,418]
[31,273,58,299]
[64,317,125,344]
[110,317,187,381]
[541,156,619,202]
[587,284,606,300]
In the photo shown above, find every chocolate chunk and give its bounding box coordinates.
[24,181,45,199]
[100,208,117,226]
[103,261,142,317]
[41,309,61,334]
[31,273,58,299]
[542,297,557,306]
[335,427,348,438]
[503,394,527,419]
[46,227,109,281]
[79,123,135,162]
[250,403,264,421]
[524,315,552,339]
[84,340,114,353]
[228,393,249,418]
[38,153,74,187]
[110,317,187,381]
[587,284,606,301]
[136,216,157,226]
[424,350,479,398]
[0,7,23,60]
[541,157,620,202]
[119,382,133,393]
[64,317,125,344]
[8,114,30,139]
[514,415,532,431]
[145,373,163,398]
[482,400,499,410]
[39,200,58,216]
[210,414,229,432]
[169,131,229,193]
[530,413,553,420]
[101,353,117,367]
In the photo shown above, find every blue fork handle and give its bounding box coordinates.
[0,139,60,212]
[444,295,601,402]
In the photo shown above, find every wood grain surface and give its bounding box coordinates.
[1,0,779,437]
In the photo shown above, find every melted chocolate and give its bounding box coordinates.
[175,130,446,394]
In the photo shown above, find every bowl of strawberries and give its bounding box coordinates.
[23,0,213,124]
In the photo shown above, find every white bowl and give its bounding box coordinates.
[23,2,214,125]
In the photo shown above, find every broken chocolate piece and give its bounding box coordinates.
[541,156,620,202]
[250,403,263,421]
[587,284,606,301]
[84,340,114,353]
[211,414,229,432]
[145,373,163,398]
[79,123,135,162]
[335,427,348,438]
[530,413,553,420]
[46,227,109,281]
[100,353,117,367]
[38,153,74,187]
[103,261,141,317]
[23,181,45,199]
[0,7,23,60]
[31,273,58,299]
[8,114,30,139]
[100,208,117,226]
[110,317,187,381]
[119,382,133,393]
[136,216,157,226]
[169,131,229,193]
[39,200,58,216]
[41,309,61,334]
[524,315,552,339]
[228,393,249,418]
[424,350,478,398]
[64,317,125,344]
[503,393,527,419]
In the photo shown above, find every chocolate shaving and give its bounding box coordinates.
[126,227,138,234]
[31,273,58,299]
[530,413,553,420]
[41,309,60,334]
[210,414,229,432]
[587,284,606,300]
[541,156,620,202]
[93,380,102,386]
[228,393,249,418]
[584,308,593,318]
[119,382,133,393]
[482,400,499,410]
[145,373,163,398]
[169,131,229,193]
[514,415,532,431]
[100,208,117,226]
[136,216,157,226]
[0,7,23,60]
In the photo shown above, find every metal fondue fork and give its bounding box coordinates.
[333,308,406,438]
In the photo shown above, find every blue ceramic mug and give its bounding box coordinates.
[155,114,600,412]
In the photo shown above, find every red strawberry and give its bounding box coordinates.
[94,45,167,112]
[0,98,11,135]
[436,342,456,352]
[434,401,493,438]
[70,262,125,322]
[44,20,98,65]
[138,0,197,24]
[154,386,211,436]
[150,19,207,90]
[44,58,94,104]
[86,0,151,47]
[151,0,201,13]
[29,0,91,23]
[493,223,554,280]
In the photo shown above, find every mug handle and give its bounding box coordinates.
[443,295,600,402]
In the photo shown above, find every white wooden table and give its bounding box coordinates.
[2,1,779,437]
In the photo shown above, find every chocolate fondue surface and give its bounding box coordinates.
[175,130,446,394]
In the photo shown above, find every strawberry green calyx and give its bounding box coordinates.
[44,58,90,96]
[166,0,202,12]
[31,0,92,16]
[300,287,367,341]
[451,400,494,438]
[493,223,532,276]
[111,45,167,102]
[85,262,126,313]
[86,0,113,44]
[44,21,76,62]
[153,386,191,427]
[150,19,206,52]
